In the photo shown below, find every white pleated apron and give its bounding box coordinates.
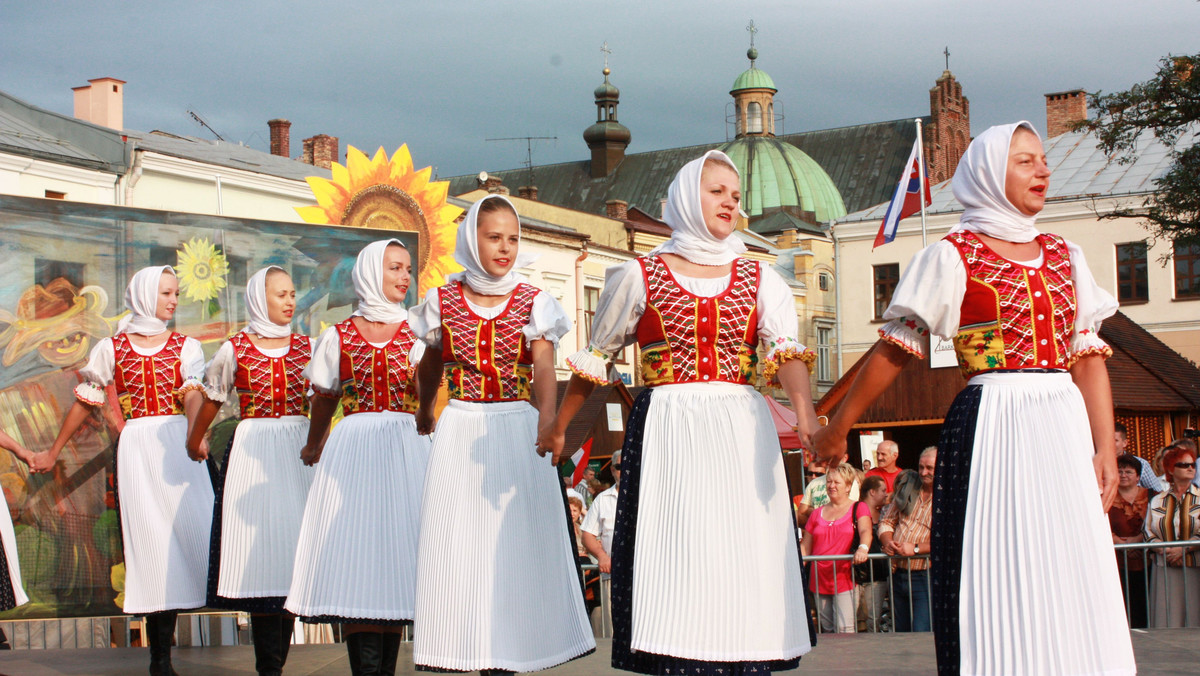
[117,415,215,614]
[286,410,430,622]
[216,415,312,598]
[413,399,595,672]
[957,372,1135,675]
[631,383,810,662]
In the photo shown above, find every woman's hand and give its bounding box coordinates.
[536,425,565,464]
[300,442,324,467]
[852,546,869,565]
[187,436,210,462]
[415,407,435,436]
[812,426,846,464]
[29,451,57,474]
[1166,547,1185,566]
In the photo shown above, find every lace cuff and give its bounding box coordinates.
[74,381,106,407]
[202,384,229,403]
[175,377,205,400]
[878,318,929,359]
[566,347,613,385]
[762,338,816,382]
[1067,330,1113,368]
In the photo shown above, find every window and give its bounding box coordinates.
[873,264,899,320]
[1116,241,1148,303]
[818,272,831,292]
[35,258,85,288]
[583,287,601,340]
[747,102,763,134]
[1175,241,1200,299]
[816,326,833,383]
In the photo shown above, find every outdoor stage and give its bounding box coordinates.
[0,630,1196,675]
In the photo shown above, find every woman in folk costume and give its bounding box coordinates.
[814,122,1136,675]
[285,239,430,676]
[186,266,313,676]
[33,265,213,676]
[410,194,594,674]
[542,150,818,674]
[0,429,33,614]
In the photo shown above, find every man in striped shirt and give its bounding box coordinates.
[879,446,936,632]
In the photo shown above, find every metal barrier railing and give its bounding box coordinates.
[804,540,1200,633]
[4,544,1191,649]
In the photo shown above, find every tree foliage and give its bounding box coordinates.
[1078,54,1200,246]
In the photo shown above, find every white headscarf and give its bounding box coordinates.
[950,121,1043,243]
[118,265,174,336]
[447,194,537,296]
[648,149,748,266]
[245,266,292,339]
[351,239,410,324]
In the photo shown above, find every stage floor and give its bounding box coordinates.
[0,629,1193,675]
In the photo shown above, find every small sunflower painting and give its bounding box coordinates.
[296,145,463,296]
[176,237,230,316]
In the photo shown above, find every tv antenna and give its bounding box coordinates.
[485,135,557,188]
[187,109,225,141]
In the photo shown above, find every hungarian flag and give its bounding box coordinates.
[568,438,594,486]
[873,138,932,249]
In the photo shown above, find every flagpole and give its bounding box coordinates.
[915,118,929,247]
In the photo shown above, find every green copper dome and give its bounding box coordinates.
[731,65,777,93]
[720,137,847,224]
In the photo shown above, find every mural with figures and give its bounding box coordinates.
[0,193,426,619]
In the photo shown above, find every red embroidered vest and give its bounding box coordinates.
[946,231,1077,377]
[231,332,312,418]
[636,256,759,386]
[439,281,537,402]
[112,332,187,420]
[336,318,418,415]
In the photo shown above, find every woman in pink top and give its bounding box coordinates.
[801,463,871,633]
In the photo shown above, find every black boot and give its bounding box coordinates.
[278,615,294,669]
[380,632,402,676]
[346,631,384,676]
[146,612,179,676]
[250,614,284,676]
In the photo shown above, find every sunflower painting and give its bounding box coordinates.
[176,237,230,316]
[296,145,463,296]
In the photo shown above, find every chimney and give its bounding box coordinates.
[517,186,539,201]
[605,199,629,220]
[72,77,125,130]
[302,134,339,169]
[268,119,291,158]
[1045,90,1087,137]
[483,175,507,194]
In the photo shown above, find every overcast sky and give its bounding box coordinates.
[3,1,1195,179]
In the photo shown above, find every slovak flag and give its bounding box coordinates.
[873,138,932,249]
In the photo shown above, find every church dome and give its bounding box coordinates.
[731,48,777,93]
[584,120,631,145]
[719,136,847,224]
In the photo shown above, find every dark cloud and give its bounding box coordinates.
[3,0,1195,179]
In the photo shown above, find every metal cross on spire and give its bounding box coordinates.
[601,42,612,71]
[746,20,758,49]
[944,46,950,71]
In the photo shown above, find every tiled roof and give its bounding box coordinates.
[0,90,128,173]
[840,126,1198,223]
[131,130,331,181]
[442,118,920,221]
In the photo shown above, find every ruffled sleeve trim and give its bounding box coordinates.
[1066,331,1113,368]
[761,336,815,382]
[523,291,573,347]
[74,381,106,407]
[566,347,613,385]
[202,340,236,403]
[175,377,204,400]
[878,318,929,360]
